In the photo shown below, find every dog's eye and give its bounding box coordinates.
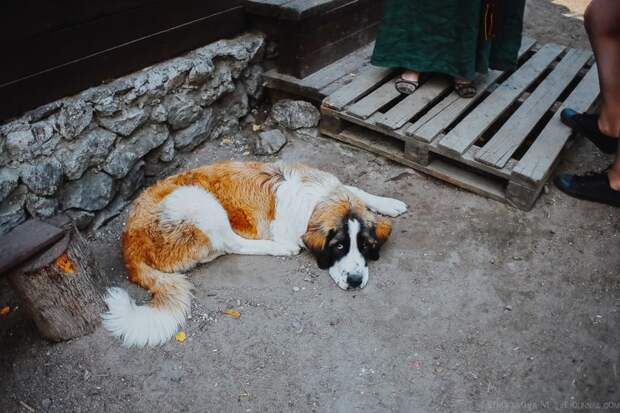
[336,243,344,250]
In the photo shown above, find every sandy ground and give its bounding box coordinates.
[2,1,619,413]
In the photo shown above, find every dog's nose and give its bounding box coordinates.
[347,274,363,289]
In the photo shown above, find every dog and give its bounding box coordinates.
[102,161,407,347]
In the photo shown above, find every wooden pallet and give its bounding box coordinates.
[320,39,600,210]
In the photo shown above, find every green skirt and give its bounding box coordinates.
[371,0,526,80]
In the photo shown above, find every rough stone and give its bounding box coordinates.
[253,129,288,156]
[242,64,264,100]
[164,94,202,130]
[60,170,116,211]
[57,100,94,140]
[56,128,117,180]
[20,158,64,196]
[198,63,235,106]
[66,209,96,230]
[0,168,20,202]
[219,84,249,119]
[98,107,148,137]
[173,109,215,151]
[119,161,145,200]
[188,60,215,86]
[271,100,321,130]
[25,101,63,122]
[104,124,169,178]
[150,104,168,123]
[5,128,36,161]
[159,138,176,163]
[25,193,58,218]
[0,185,27,235]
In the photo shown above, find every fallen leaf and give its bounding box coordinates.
[55,254,75,273]
[252,124,262,132]
[223,308,241,318]
[175,331,187,342]
[0,306,10,317]
[221,137,234,145]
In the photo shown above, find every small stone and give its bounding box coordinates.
[0,185,27,235]
[270,100,320,130]
[0,168,20,203]
[505,305,513,311]
[105,124,169,178]
[56,128,117,180]
[188,60,215,85]
[60,171,116,211]
[150,104,168,123]
[57,100,94,140]
[164,94,202,130]
[20,158,64,196]
[41,399,52,409]
[253,129,287,156]
[173,109,215,151]
[66,209,96,230]
[98,107,148,137]
[159,138,176,163]
[292,287,300,292]
[25,193,58,218]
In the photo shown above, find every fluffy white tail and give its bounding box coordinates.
[102,269,193,347]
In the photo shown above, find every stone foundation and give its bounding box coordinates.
[0,33,265,234]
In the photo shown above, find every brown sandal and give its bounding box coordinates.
[395,76,420,95]
[454,79,477,98]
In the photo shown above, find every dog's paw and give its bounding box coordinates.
[376,198,408,217]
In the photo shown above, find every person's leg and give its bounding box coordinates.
[585,0,620,190]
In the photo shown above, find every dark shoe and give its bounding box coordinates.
[454,79,477,98]
[554,169,620,207]
[395,76,420,95]
[560,108,618,154]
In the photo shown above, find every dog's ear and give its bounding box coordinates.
[374,216,392,246]
[303,227,332,269]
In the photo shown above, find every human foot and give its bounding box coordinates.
[560,108,618,154]
[554,168,620,207]
[395,70,420,95]
[454,79,477,98]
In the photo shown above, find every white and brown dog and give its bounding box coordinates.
[102,161,407,347]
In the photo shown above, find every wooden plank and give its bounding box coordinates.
[345,78,401,119]
[511,65,600,185]
[406,71,502,142]
[375,77,451,130]
[323,66,395,110]
[0,7,247,121]
[243,0,294,17]
[323,126,506,203]
[279,0,355,20]
[0,220,65,276]
[437,43,565,156]
[406,37,536,143]
[476,48,592,168]
[299,42,375,90]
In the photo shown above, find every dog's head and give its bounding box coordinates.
[303,196,392,290]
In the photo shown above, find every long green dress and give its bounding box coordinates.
[371,0,526,80]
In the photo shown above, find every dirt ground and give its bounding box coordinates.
[2,1,619,412]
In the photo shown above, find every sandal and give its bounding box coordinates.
[560,108,618,154]
[554,167,620,207]
[454,79,477,98]
[395,75,420,95]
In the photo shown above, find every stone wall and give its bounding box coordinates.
[0,33,265,234]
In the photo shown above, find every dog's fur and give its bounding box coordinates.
[102,161,407,347]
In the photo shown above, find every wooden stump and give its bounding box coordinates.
[8,220,107,342]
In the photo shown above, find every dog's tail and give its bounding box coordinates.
[102,263,193,347]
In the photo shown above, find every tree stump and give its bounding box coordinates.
[8,218,107,341]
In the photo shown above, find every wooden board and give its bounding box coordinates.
[437,43,565,156]
[0,220,65,276]
[319,40,600,211]
[476,48,592,168]
[512,65,600,185]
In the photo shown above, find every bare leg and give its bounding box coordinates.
[585,0,620,189]
[345,186,408,217]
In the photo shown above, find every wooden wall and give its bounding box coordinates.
[0,0,247,120]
